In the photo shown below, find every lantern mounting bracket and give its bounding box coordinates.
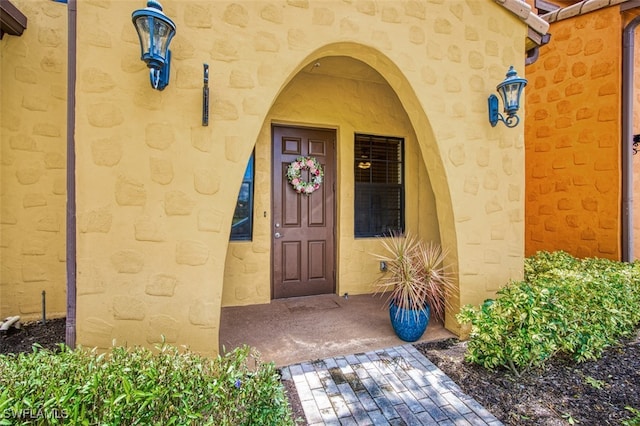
[488,94,520,128]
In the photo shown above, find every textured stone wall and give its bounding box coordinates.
[525,7,622,259]
[69,0,527,352]
[0,1,68,320]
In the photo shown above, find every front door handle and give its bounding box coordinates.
[274,232,282,239]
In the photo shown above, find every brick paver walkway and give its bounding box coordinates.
[281,344,503,426]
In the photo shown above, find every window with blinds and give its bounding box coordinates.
[354,134,404,237]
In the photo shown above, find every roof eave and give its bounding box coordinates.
[494,0,550,47]
[542,0,634,24]
[0,0,28,39]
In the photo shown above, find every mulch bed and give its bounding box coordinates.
[416,334,640,425]
[0,317,67,355]
[3,319,639,425]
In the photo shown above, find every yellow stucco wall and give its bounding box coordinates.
[1,0,68,321]
[525,7,622,259]
[222,59,441,306]
[1,0,531,354]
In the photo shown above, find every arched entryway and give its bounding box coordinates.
[222,48,450,309]
[219,50,457,361]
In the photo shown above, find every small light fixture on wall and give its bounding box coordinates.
[488,66,527,128]
[132,0,176,91]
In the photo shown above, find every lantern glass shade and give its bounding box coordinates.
[496,66,527,115]
[132,1,176,90]
[133,13,175,69]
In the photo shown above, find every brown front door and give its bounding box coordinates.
[272,125,335,299]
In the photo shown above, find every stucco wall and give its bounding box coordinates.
[222,62,440,306]
[69,0,527,353]
[525,7,622,259]
[0,0,68,321]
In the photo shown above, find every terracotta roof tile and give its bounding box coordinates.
[542,0,630,23]
[494,0,550,46]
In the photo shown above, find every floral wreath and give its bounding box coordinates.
[286,156,324,195]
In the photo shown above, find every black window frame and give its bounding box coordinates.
[230,152,255,241]
[354,134,405,238]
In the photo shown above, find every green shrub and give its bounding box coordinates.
[623,406,640,426]
[0,344,295,425]
[458,251,640,376]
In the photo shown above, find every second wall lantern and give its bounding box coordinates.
[132,0,176,91]
[488,66,527,128]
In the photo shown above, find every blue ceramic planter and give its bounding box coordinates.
[389,303,430,342]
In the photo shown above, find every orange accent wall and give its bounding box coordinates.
[525,7,622,260]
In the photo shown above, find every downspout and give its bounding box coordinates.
[65,0,77,348]
[526,34,552,66]
[621,14,640,262]
[526,46,540,65]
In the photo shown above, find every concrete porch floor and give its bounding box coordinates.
[219,293,456,367]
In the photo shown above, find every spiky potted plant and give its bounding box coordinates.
[372,231,455,342]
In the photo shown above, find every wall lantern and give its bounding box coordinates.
[132,0,176,91]
[488,66,527,128]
